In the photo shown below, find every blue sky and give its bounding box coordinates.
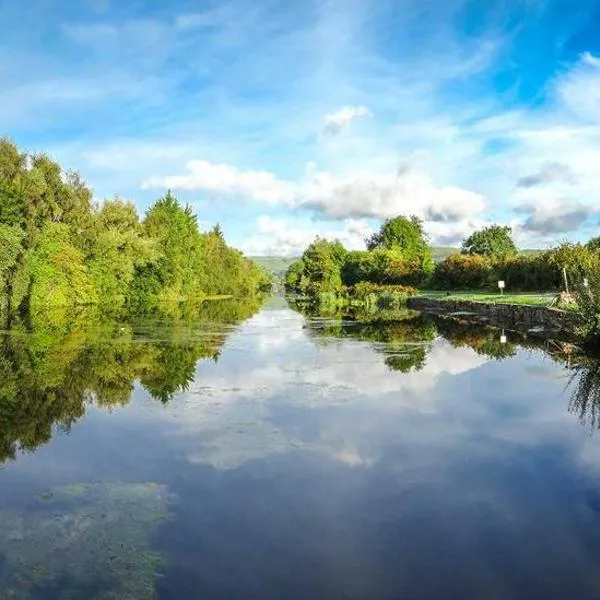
[2,0,600,254]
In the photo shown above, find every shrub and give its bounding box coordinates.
[433,254,493,289]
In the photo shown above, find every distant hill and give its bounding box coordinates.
[431,247,457,262]
[253,250,544,275]
[251,256,298,277]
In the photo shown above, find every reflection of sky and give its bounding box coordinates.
[4,305,600,598]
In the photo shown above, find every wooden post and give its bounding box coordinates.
[562,267,569,294]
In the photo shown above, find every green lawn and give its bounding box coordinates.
[419,290,556,306]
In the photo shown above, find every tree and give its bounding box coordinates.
[587,236,600,252]
[365,216,434,282]
[545,242,594,293]
[0,141,268,320]
[366,216,428,255]
[461,225,517,257]
[300,238,347,292]
[284,259,305,291]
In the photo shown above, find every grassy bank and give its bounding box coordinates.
[418,290,556,307]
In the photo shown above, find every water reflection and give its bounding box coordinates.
[0,298,263,465]
[4,297,600,598]
[294,299,600,425]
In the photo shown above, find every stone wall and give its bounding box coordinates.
[407,297,583,340]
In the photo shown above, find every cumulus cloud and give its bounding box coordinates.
[516,162,575,188]
[144,159,486,227]
[516,199,592,234]
[322,105,371,136]
[241,215,374,256]
[142,160,295,205]
[300,166,486,222]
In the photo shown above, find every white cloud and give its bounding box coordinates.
[143,159,486,227]
[300,166,486,222]
[555,52,600,123]
[241,215,374,257]
[322,105,371,136]
[142,160,296,205]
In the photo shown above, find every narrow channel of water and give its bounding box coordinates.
[1,296,600,599]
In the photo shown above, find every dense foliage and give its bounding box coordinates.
[461,225,517,258]
[286,216,433,294]
[433,243,598,292]
[0,139,269,319]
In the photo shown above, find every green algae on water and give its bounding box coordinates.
[0,482,171,600]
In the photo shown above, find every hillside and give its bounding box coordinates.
[251,256,298,276]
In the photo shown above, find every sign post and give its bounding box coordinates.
[498,280,505,296]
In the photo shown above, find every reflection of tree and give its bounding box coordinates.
[0,299,262,464]
[292,300,438,373]
[568,358,600,429]
[291,297,600,433]
[432,317,519,360]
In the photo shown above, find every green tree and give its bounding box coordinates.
[284,259,306,291]
[365,216,433,282]
[587,236,600,253]
[461,225,517,257]
[545,242,594,293]
[367,215,428,255]
[87,198,157,309]
[300,238,347,292]
[0,141,267,320]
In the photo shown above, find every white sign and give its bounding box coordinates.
[584,278,590,288]
[500,334,507,344]
[498,281,505,289]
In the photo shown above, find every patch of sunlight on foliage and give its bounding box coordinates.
[0,482,171,600]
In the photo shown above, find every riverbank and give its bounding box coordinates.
[407,296,582,341]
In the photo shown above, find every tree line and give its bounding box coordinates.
[285,216,600,295]
[0,138,270,320]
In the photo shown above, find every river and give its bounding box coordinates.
[1,296,600,599]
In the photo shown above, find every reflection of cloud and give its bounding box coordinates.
[136,309,489,470]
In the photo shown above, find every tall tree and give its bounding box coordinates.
[461,225,517,257]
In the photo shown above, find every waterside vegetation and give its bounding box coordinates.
[0,138,270,323]
[286,217,600,343]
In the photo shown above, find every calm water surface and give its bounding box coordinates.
[2,297,600,599]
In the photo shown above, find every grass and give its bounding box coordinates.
[419,289,556,306]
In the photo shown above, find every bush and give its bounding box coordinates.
[495,254,559,291]
[341,249,432,288]
[433,254,493,289]
[434,252,563,292]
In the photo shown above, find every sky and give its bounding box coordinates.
[2,0,600,255]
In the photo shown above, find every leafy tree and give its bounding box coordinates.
[87,198,156,309]
[299,238,347,292]
[284,259,305,291]
[367,216,428,255]
[587,236,600,252]
[461,225,517,257]
[545,242,594,293]
[0,181,26,227]
[366,216,433,280]
[0,142,267,320]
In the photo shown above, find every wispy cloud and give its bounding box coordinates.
[322,105,371,136]
[3,0,600,250]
